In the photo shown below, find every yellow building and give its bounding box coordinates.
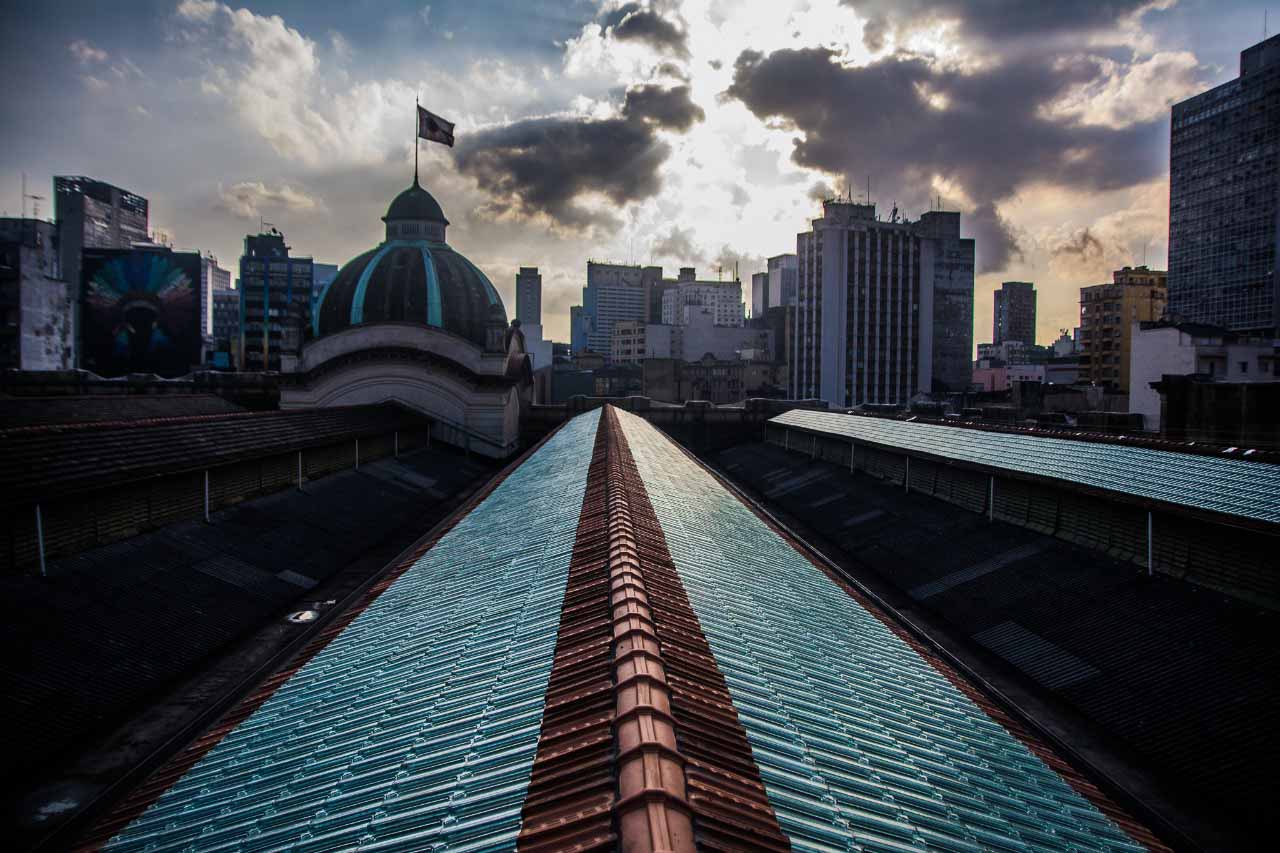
[1079,265,1167,391]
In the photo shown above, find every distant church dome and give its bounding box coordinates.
[314,175,505,348]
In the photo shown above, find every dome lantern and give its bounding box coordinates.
[382,175,449,243]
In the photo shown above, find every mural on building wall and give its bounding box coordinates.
[81,249,200,377]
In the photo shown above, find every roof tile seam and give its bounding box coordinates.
[73,421,570,852]
[605,406,792,853]
[663,424,1173,853]
[517,417,619,853]
[602,407,697,853]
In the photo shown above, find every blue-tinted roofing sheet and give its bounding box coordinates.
[772,409,1280,525]
[102,408,601,853]
[619,410,1145,852]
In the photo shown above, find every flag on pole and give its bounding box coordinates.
[417,105,455,147]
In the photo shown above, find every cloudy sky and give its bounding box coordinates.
[0,0,1271,346]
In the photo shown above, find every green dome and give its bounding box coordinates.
[384,178,448,224]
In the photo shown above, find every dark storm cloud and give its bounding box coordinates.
[611,7,690,59]
[622,84,705,131]
[966,203,1023,272]
[725,47,1165,273]
[454,115,670,230]
[651,225,705,262]
[1052,227,1106,260]
[843,0,1152,48]
[455,83,704,231]
[653,61,690,81]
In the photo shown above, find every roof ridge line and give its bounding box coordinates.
[601,405,697,853]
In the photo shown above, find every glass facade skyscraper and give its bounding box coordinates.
[1168,34,1279,334]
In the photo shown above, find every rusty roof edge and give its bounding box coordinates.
[59,420,572,853]
[659,433,1193,853]
[602,406,697,853]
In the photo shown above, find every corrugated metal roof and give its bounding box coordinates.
[1,448,493,799]
[620,410,1148,852]
[99,409,600,852]
[0,404,429,506]
[717,440,1278,843]
[770,409,1280,526]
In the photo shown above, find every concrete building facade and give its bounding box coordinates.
[1079,265,1167,391]
[993,281,1036,347]
[53,177,149,312]
[660,274,744,327]
[1129,321,1279,432]
[751,271,769,319]
[310,262,339,318]
[0,218,73,370]
[516,266,542,325]
[794,200,967,406]
[200,254,232,339]
[917,212,975,392]
[573,261,658,356]
[238,231,313,372]
[1168,34,1280,334]
[610,309,771,365]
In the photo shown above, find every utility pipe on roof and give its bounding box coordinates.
[35,504,46,578]
[204,470,210,522]
[394,431,399,458]
[1152,507,1162,573]
[355,439,360,470]
[989,476,995,522]
[905,455,910,492]
[297,451,304,491]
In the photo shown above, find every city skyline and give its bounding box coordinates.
[0,0,1273,346]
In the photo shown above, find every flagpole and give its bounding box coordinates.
[414,95,420,185]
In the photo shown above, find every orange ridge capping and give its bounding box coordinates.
[604,406,697,853]
[663,432,1174,853]
[608,408,791,853]
[72,421,572,853]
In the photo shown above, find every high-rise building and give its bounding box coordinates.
[793,201,978,406]
[916,212,975,392]
[54,176,149,363]
[993,281,1036,347]
[1168,34,1280,334]
[516,266,542,325]
[199,254,232,338]
[660,269,744,327]
[54,177,149,298]
[211,289,241,370]
[0,218,73,370]
[751,255,798,317]
[572,262,659,356]
[750,271,769,318]
[767,253,798,309]
[238,230,312,372]
[1079,265,1168,391]
[310,262,339,318]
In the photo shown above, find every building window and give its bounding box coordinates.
[1239,361,1248,374]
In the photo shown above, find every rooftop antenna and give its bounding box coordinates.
[20,173,45,220]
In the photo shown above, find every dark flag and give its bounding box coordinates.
[417,105,455,147]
